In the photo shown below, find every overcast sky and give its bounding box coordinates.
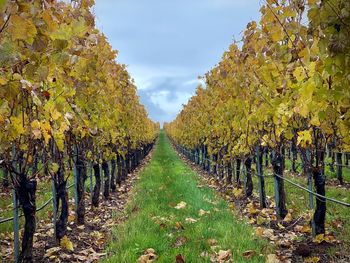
[93,0,261,125]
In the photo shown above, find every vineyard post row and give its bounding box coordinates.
[0,140,155,263]
[170,139,350,238]
[0,0,160,262]
[164,0,350,241]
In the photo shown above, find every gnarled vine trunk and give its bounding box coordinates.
[244,157,253,197]
[17,176,37,263]
[102,161,110,199]
[92,163,101,207]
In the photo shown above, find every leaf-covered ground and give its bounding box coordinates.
[0,152,153,262]
[104,132,269,262]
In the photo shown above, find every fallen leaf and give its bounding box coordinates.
[199,209,210,216]
[266,254,281,263]
[176,254,185,263]
[175,201,187,209]
[324,234,336,243]
[138,248,157,263]
[233,188,243,198]
[248,206,259,215]
[304,257,320,263]
[217,249,232,261]
[301,225,311,233]
[145,248,156,254]
[257,215,268,225]
[242,250,256,259]
[263,228,274,238]
[185,217,197,223]
[60,235,74,251]
[313,234,325,244]
[175,221,184,230]
[255,227,264,237]
[90,231,103,239]
[172,236,188,247]
[283,213,292,223]
[44,247,61,258]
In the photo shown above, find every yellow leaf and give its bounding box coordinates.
[304,256,320,263]
[50,163,59,173]
[41,121,52,144]
[293,67,305,82]
[0,76,8,85]
[51,108,61,121]
[60,235,74,251]
[297,130,312,148]
[233,188,243,198]
[301,225,311,233]
[13,73,22,80]
[42,9,58,32]
[31,120,42,139]
[313,234,324,244]
[283,212,292,223]
[10,15,37,44]
[10,116,25,137]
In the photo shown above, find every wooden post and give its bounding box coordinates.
[52,180,57,241]
[336,152,343,185]
[256,146,267,208]
[13,188,20,263]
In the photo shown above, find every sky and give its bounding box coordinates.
[93,0,262,125]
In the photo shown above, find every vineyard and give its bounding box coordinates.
[164,0,350,261]
[1,0,350,262]
[0,0,158,262]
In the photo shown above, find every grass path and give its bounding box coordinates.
[104,132,268,262]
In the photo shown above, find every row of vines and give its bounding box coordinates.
[0,0,159,262]
[165,0,349,238]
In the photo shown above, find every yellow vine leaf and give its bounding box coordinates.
[60,235,74,251]
[9,15,37,44]
[297,130,312,148]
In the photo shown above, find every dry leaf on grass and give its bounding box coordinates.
[217,249,232,261]
[172,236,188,247]
[175,254,186,263]
[138,248,157,263]
[185,217,197,223]
[175,221,184,230]
[175,201,187,209]
[266,254,281,263]
[198,209,210,216]
[242,250,256,259]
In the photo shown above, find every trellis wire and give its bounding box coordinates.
[0,183,75,225]
[176,143,350,208]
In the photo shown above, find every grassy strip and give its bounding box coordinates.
[104,132,269,262]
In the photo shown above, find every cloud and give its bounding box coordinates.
[94,0,261,124]
[149,90,192,115]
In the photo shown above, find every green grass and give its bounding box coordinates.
[251,162,350,245]
[0,170,94,233]
[104,131,269,263]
